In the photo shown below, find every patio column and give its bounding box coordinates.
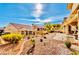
[77,10,79,39]
[65,25,69,34]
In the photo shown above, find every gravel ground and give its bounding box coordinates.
[0,43,20,55]
[0,40,33,55]
[33,38,71,55]
[0,33,78,55]
[20,40,33,55]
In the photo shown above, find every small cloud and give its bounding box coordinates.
[42,18,52,23]
[32,18,52,23]
[34,22,43,25]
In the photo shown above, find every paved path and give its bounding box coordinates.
[17,41,26,55]
[0,37,5,44]
[33,38,71,55]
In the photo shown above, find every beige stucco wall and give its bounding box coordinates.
[4,24,19,34]
[78,10,79,40]
[64,25,69,34]
[71,3,79,14]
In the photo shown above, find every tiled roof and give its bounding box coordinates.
[10,23,33,31]
[37,26,44,28]
[9,23,44,31]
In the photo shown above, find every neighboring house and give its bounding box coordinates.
[32,24,45,31]
[4,23,45,35]
[37,26,45,31]
[0,27,4,35]
[31,25,45,35]
[4,23,36,35]
[61,3,79,39]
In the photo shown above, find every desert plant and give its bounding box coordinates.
[71,51,79,55]
[0,41,1,44]
[44,23,54,33]
[40,39,43,42]
[27,36,30,39]
[66,35,75,43]
[30,39,35,45]
[65,41,71,48]
[1,34,23,44]
[44,36,47,39]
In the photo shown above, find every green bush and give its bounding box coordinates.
[30,39,35,45]
[1,34,23,43]
[71,51,79,55]
[65,41,71,48]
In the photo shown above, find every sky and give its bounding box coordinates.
[0,3,71,27]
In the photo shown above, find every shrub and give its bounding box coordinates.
[0,41,1,44]
[27,36,30,39]
[71,51,79,55]
[30,39,35,45]
[40,39,43,42]
[44,36,47,39]
[50,31,54,33]
[1,34,23,44]
[65,41,71,48]
[46,33,48,34]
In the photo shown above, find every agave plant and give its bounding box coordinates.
[65,41,71,48]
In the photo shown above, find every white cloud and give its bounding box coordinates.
[28,18,41,22]
[17,16,62,23]
[42,18,52,23]
[30,18,52,23]
[32,3,43,18]
[4,13,69,25]
[29,13,69,24]
[35,3,43,10]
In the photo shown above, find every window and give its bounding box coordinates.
[29,31,32,35]
[26,31,28,35]
[33,32,35,35]
[21,31,24,34]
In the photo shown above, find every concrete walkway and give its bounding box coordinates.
[17,41,26,55]
[0,37,5,44]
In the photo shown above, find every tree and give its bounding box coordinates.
[44,23,54,33]
[52,24,61,30]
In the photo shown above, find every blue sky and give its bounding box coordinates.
[0,3,70,27]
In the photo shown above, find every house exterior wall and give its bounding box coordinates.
[61,3,79,39]
[4,24,19,34]
[78,10,79,40]
[71,4,79,14]
[67,3,79,14]
[64,25,70,34]
[4,24,37,35]
[4,23,45,36]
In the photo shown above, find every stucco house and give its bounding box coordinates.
[0,27,4,35]
[61,3,79,39]
[4,23,45,36]
[4,23,37,35]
